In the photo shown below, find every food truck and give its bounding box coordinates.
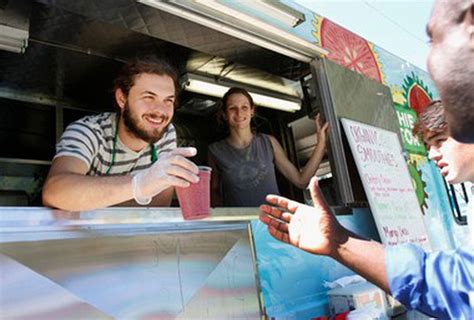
[0,0,470,318]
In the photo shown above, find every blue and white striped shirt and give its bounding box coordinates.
[54,112,176,176]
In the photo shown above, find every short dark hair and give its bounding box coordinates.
[113,56,179,98]
[412,100,448,139]
[216,87,255,130]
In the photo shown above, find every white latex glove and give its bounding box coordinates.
[132,147,199,204]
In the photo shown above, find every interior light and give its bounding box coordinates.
[240,0,305,27]
[137,0,327,62]
[0,24,28,54]
[184,74,301,113]
[194,0,322,54]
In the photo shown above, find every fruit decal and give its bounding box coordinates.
[398,74,434,215]
[311,14,435,216]
[393,73,434,156]
[402,72,433,115]
[318,18,383,83]
[408,161,428,214]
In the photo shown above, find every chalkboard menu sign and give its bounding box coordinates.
[341,118,431,250]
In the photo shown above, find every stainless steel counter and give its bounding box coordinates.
[0,207,262,319]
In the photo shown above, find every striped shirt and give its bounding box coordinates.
[54,112,176,176]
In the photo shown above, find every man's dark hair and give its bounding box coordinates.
[113,56,179,98]
[412,100,448,139]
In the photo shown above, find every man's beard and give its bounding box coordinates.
[122,101,170,144]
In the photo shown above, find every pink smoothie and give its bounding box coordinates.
[176,166,212,220]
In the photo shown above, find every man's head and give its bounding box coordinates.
[113,57,179,144]
[413,100,474,184]
[427,0,474,143]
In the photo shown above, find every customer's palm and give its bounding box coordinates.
[259,177,342,256]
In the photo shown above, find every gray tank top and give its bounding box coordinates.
[208,134,280,206]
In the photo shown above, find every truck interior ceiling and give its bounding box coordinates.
[0,0,336,207]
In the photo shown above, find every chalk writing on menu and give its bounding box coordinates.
[341,118,431,250]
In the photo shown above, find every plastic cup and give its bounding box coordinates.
[176,166,212,220]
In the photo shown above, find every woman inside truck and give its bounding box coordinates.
[208,87,328,207]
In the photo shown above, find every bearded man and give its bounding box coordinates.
[42,57,199,211]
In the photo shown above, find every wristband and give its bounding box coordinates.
[132,174,152,205]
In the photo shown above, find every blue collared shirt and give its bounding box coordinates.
[386,243,473,319]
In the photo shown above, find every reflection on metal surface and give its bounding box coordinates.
[0,207,259,242]
[176,237,260,319]
[0,253,110,319]
[0,207,261,319]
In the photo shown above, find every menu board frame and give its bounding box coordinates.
[341,118,431,250]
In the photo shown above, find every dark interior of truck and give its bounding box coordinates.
[1,0,332,206]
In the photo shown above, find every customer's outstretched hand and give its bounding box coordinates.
[259,177,347,256]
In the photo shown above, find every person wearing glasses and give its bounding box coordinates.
[42,57,199,211]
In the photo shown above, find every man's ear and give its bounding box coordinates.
[115,88,126,110]
[464,1,474,48]
[470,3,474,48]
